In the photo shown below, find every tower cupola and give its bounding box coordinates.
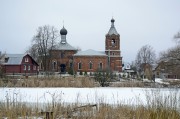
[107,18,119,36]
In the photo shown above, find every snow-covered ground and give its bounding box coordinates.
[143,78,170,85]
[0,87,179,106]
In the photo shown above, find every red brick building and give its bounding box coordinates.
[48,18,122,74]
[2,54,39,75]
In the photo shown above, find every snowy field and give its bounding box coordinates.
[0,87,180,106]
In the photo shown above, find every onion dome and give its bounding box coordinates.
[60,26,67,35]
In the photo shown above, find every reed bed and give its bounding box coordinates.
[0,88,180,119]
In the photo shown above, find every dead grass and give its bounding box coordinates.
[110,81,144,87]
[0,76,97,87]
[0,102,179,119]
[0,89,180,119]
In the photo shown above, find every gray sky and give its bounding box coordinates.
[0,0,180,63]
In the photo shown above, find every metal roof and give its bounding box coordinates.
[53,42,77,51]
[107,26,119,35]
[4,54,24,65]
[107,18,119,35]
[74,49,107,56]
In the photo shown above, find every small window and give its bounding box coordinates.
[24,65,26,71]
[78,62,82,70]
[28,65,30,70]
[112,53,115,55]
[25,58,29,62]
[89,62,93,69]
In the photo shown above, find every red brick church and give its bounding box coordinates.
[42,18,122,74]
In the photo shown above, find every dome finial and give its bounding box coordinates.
[111,17,115,28]
[111,17,115,23]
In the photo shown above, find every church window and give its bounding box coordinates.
[89,62,93,69]
[99,62,103,70]
[52,61,56,70]
[78,62,82,70]
[111,39,115,46]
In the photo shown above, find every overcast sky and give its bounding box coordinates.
[0,0,180,63]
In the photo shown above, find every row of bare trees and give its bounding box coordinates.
[134,31,180,79]
[159,32,180,77]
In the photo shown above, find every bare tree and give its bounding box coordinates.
[0,51,6,78]
[135,45,156,78]
[158,32,180,78]
[174,31,180,44]
[26,44,39,61]
[30,25,59,71]
[159,45,180,77]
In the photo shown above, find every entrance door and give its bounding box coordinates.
[60,64,66,74]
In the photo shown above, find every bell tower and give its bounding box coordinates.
[105,18,122,72]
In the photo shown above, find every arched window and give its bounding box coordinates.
[78,62,82,70]
[111,39,115,46]
[89,61,93,69]
[99,62,103,70]
[52,61,57,70]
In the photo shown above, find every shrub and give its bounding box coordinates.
[68,68,73,75]
[94,69,110,87]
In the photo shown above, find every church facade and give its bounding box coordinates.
[47,18,122,74]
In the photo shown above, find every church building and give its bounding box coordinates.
[48,18,122,74]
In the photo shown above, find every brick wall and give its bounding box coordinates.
[73,56,108,72]
[49,50,77,72]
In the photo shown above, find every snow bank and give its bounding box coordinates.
[0,87,179,106]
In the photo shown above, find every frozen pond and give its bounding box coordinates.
[0,87,180,106]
